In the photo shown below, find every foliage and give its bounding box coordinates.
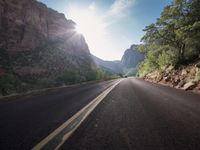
[56,70,81,84]
[86,68,105,81]
[0,74,18,95]
[36,78,56,89]
[137,0,200,77]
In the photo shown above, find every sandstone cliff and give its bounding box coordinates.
[0,0,96,94]
[0,0,95,75]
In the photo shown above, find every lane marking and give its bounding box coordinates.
[31,79,122,150]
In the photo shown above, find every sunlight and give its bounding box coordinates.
[67,5,133,60]
[68,6,109,56]
[71,8,106,40]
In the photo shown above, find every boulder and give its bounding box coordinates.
[181,69,188,76]
[182,81,197,90]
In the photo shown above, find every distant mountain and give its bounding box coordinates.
[121,44,144,69]
[93,44,144,75]
[92,55,123,74]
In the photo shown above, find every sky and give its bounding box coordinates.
[38,0,172,60]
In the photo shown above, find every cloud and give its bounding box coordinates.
[89,2,96,11]
[109,0,135,16]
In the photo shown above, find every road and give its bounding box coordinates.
[62,78,200,150]
[0,79,119,150]
[0,78,200,150]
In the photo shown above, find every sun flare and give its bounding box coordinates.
[68,6,107,53]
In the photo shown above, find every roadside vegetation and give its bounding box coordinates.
[137,0,200,77]
[136,0,200,91]
[0,42,121,96]
[0,68,121,96]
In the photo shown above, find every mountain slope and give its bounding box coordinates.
[93,44,144,75]
[0,0,96,95]
[92,55,123,74]
[121,45,144,69]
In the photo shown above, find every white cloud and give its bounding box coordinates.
[109,0,135,16]
[89,2,96,11]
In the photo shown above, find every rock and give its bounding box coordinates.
[181,69,188,76]
[172,76,180,87]
[176,80,186,88]
[195,67,199,73]
[182,81,197,91]
[190,67,197,75]
[195,62,200,68]
[163,76,170,82]
[0,0,95,78]
[165,65,174,74]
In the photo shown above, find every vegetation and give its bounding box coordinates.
[0,40,122,96]
[137,0,200,77]
[0,68,119,96]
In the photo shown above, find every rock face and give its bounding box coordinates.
[93,44,144,76]
[0,0,95,79]
[0,0,82,51]
[121,45,144,69]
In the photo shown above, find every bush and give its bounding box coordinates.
[36,78,56,89]
[86,69,105,81]
[0,74,18,96]
[56,70,80,84]
[136,45,178,77]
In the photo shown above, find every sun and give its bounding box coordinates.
[68,6,106,43]
[67,5,117,59]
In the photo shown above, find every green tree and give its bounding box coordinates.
[137,0,200,77]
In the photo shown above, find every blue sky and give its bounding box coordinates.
[38,0,172,60]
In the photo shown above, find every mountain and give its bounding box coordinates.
[93,45,144,75]
[0,0,96,94]
[121,44,144,68]
[92,55,123,74]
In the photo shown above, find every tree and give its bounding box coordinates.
[137,0,200,76]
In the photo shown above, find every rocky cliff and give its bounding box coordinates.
[0,0,95,76]
[0,0,96,94]
[121,44,144,69]
[93,44,144,76]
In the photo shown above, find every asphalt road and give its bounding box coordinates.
[0,79,119,150]
[62,77,200,150]
[1,78,200,150]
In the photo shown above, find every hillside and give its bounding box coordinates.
[0,0,96,95]
[92,55,123,74]
[121,45,144,68]
[136,0,200,92]
[121,45,144,75]
[93,44,144,75]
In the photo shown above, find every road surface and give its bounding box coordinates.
[0,79,119,150]
[0,78,200,150]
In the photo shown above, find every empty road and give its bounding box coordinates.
[0,78,200,150]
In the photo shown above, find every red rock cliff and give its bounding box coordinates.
[0,0,95,78]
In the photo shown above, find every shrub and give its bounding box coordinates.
[36,78,56,89]
[0,74,18,96]
[56,70,80,84]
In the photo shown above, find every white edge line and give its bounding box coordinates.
[31,79,122,150]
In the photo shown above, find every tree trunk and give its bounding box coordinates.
[177,44,185,64]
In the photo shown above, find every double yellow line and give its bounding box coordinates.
[32,79,122,150]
